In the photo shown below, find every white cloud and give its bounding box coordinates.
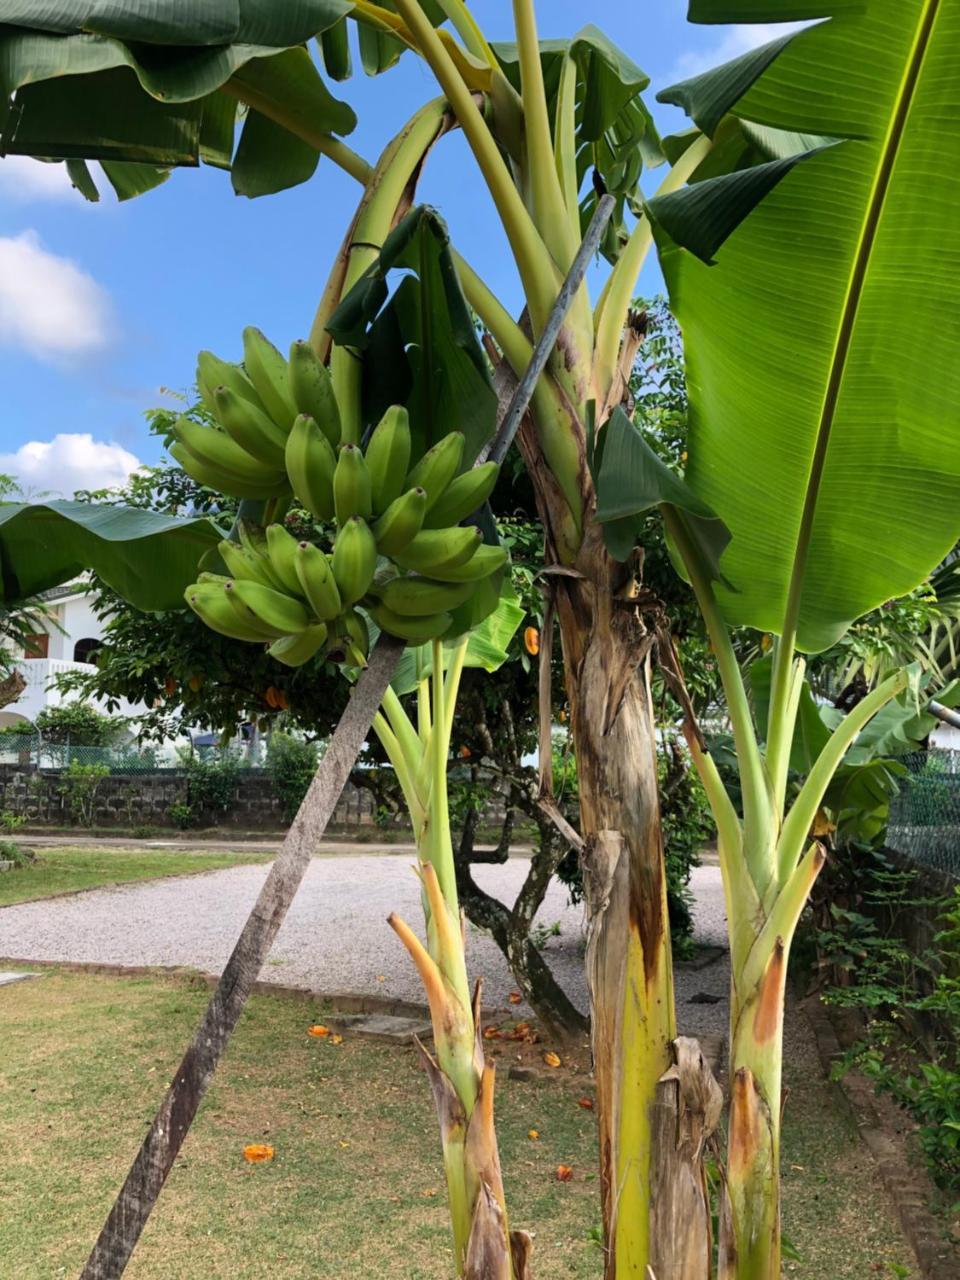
[0,433,143,498]
[0,230,111,360]
[672,22,809,81]
[0,156,78,203]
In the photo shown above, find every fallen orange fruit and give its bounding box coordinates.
[330,1034,344,1045]
[528,1129,540,1141]
[543,1051,561,1068]
[243,1144,274,1164]
[524,626,540,656]
[508,991,522,1005]
[556,1164,573,1182]
[307,1025,330,1038]
[483,1026,502,1040]
[577,1096,595,1110]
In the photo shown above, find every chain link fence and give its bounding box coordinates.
[887,748,960,879]
[0,734,178,773]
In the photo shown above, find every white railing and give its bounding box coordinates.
[17,658,96,693]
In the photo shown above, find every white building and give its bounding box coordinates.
[1,579,143,732]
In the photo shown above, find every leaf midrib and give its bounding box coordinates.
[780,0,942,645]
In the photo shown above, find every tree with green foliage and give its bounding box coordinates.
[0,4,958,1277]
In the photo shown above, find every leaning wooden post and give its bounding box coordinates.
[79,635,404,1279]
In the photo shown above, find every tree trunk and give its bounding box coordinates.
[553,522,719,1280]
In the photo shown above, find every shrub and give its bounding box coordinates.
[35,703,123,747]
[0,838,34,868]
[267,732,319,824]
[57,761,109,826]
[167,802,196,830]
[177,749,242,822]
[0,811,25,834]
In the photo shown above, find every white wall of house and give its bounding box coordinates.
[0,580,144,731]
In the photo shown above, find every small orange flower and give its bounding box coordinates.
[528,1129,540,1141]
[555,1164,573,1182]
[524,626,540,656]
[543,1051,561,1069]
[243,1144,274,1164]
[307,1025,330,1038]
[508,990,522,1005]
[577,1096,595,1111]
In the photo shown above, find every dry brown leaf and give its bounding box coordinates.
[508,991,522,1005]
[577,1096,594,1110]
[330,1034,344,1045]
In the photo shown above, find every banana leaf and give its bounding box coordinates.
[0,502,222,611]
[326,206,497,466]
[643,2,960,653]
[0,4,354,197]
[388,587,525,696]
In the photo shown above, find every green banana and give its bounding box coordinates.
[379,576,476,617]
[412,543,509,583]
[221,533,285,594]
[230,579,311,637]
[294,541,343,621]
[268,623,329,667]
[197,351,265,413]
[369,602,453,644]
[405,432,465,512]
[373,487,427,557]
[393,526,482,576]
[243,327,297,429]
[288,341,341,448]
[265,523,307,597]
[334,443,373,524]
[196,571,231,587]
[223,582,288,641]
[174,417,286,490]
[213,385,288,467]
[331,516,378,606]
[423,461,499,529]
[327,608,370,667]
[170,442,285,501]
[285,414,337,522]
[364,405,411,515]
[184,583,266,643]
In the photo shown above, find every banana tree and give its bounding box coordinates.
[0,8,739,1271]
[596,2,960,1274]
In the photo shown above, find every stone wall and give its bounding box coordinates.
[0,764,380,831]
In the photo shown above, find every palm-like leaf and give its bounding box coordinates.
[0,502,221,611]
[645,2,960,652]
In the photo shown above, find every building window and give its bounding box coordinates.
[73,638,103,665]
[23,634,49,659]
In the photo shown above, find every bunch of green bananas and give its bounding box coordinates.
[180,330,507,666]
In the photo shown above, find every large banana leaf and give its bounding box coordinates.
[0,3,354,197]
[0,502,221,611]
[645,2,960,652]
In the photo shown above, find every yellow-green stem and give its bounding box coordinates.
[392,0,561,332]
[593,134,712,403]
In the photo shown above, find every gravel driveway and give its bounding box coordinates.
[0,854,729,1035]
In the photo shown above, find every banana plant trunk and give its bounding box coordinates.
[551,521,720,1280]
[720,970,785,1280]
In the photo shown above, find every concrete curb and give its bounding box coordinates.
[803,995,957,1280]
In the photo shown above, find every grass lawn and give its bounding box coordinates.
[0,970,919,1278]
[0,847,273,907]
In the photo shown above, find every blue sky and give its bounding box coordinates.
[0,3,789,496]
